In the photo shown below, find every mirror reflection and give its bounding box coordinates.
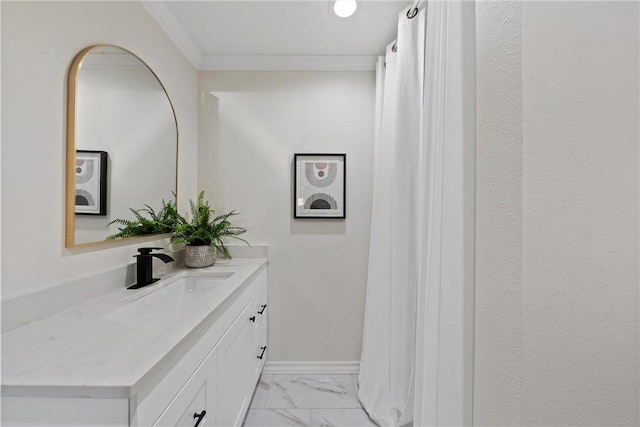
[67,45,178,247]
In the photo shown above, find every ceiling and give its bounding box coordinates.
[142,1,411,70]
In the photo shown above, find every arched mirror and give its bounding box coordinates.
[66,45,178,247]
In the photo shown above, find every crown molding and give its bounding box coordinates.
[141,0,203,69]
[199,55,377,71]
[142,1,377,71]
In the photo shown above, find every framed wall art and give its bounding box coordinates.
[294,153,346,219]
[75,150,108,216]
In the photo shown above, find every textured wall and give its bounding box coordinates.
[199,71,375,362]
[474,1,523,425]
[1,1,199,299]
[475,1,639,425]
[520,2,639,425]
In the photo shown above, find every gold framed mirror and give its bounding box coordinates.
[66,45,178,248]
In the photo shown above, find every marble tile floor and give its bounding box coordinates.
[243,374,379,427]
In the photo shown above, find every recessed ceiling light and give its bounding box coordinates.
[333,0,357,18]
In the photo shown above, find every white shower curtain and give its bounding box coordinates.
[359,2,474,426]
[358,5,426,426]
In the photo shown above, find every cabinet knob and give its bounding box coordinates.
[258,346,267,360]
[258,304,267,315]
[250,316,256,322]
[193,410,206,427]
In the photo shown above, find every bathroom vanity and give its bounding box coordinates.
[1,258,268,426]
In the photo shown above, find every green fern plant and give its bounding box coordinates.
[106,198,179,240]
[170,191,248,258]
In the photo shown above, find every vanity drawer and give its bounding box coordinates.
[216,302,255,426]
[153,350,216,427]
[245,278,269,387]
[249,275,268,382]
[253,318,268,380]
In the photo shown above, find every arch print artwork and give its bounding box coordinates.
[75,150,108,215]
[294,153,346,218]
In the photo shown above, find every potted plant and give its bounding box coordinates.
[106,198,179,240]
[171,192,248,268]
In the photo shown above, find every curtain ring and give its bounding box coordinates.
[392,42,397,53]
[407,7,418,19]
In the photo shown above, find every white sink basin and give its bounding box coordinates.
[170,273,234,292]
[127,272,235,305]
[107,271,237,330]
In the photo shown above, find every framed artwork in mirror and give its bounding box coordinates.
[75,150,108,216]
[294,153,346,219]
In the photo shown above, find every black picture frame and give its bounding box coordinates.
[294,153,346,219]
[75,150,108,216]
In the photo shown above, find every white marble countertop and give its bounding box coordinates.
[1,258,267,399]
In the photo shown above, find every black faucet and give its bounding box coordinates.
[128,247,174,289]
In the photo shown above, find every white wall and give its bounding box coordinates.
[475,1,523,424]
[1,1,199,299]
[199,71,375,361]
[475,1,639,425]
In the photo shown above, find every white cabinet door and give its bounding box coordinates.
[153,350,216,427]
[251,285,268,382]
[216,303,254,427]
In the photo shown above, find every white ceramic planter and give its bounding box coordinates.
[184,245,217,268]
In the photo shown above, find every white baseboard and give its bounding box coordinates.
[262,361,360,376]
